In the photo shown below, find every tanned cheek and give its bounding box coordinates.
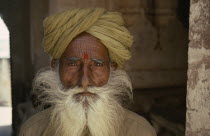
[63,70,78,88]
[59,65,74,88]
[60,71,69,88]
[92,68,109,86]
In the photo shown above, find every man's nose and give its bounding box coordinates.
[79,63,93,88]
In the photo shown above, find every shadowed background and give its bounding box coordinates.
[0,0,190,136]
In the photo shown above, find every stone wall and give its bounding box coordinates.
[127,0,188,88]
[186,0,210,135]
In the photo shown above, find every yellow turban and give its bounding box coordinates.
[43,8,133,68]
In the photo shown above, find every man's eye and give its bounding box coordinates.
[94,62,103,66]
[68,62,77,66]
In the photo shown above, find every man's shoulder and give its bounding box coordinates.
[125,109,152,128]
[124,109,157,136]
[19,108,51,135]
[21,108,51,129]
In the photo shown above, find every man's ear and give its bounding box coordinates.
[110,62,118,71]
[51,59,58,68]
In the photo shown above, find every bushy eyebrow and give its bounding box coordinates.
[66,57,81,62]
[65,57,105,64]
[90,58,104,64]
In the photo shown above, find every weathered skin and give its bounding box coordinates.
[52,32,114,89]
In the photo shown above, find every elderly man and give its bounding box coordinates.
[19,8,156,136]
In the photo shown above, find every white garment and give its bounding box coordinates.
[19,108,156,136]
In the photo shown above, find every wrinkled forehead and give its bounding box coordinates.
[60,32,110,60]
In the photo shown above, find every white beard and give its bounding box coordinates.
[32,68,133,136]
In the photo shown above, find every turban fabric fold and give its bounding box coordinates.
[43,8,133,68]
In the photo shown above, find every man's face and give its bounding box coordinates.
[57,32,110,89]
[36,38,132,135]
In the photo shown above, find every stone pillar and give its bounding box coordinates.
[30,0,50,74]
[186,0,210,135]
